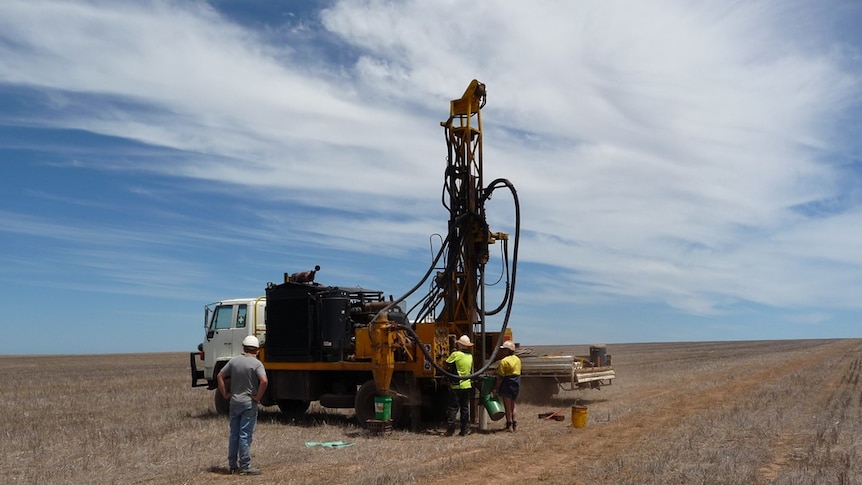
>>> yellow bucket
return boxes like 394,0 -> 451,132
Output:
571,405 -> 588,428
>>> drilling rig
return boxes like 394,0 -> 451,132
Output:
356,78 -> 522,425
190,80 -> 614,428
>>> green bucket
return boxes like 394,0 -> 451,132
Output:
480,375 -> 505,420
481,375 -> 496,399
484,397 -> 505,421
374,396 -> 392,421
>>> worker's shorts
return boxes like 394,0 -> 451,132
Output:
498,375 -> 520,399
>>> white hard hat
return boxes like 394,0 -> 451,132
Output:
242,335 -> 260,348
500,340 -> 516,351
456,335 -> 474,347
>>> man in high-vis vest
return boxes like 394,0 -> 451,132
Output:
445,335 -> 474,436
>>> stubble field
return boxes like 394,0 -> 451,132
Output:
2,338 -> 861,484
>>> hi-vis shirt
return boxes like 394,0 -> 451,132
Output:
446,350 -> 474,389
497,354 -> 521,377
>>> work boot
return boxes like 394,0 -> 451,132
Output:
445,426 -> 456,437
511,421 -> 517,432
459,426 -> 470,436
505,421 -> 512,432
240,468 -> 261,476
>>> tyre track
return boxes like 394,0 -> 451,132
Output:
426,339 -> 861,485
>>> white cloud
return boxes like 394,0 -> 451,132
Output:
0,0 -> 860,352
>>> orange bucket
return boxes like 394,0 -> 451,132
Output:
571,405 -> 588,428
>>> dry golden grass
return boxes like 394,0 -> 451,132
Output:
2,339 -> 860,484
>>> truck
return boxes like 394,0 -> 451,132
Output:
190,296 -> 266,415
190,80 -> 614,428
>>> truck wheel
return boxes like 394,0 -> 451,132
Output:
354,381 -> 376,424
214,391 -> 230,415
355,380 -> 404,425
277,399 -> 310,419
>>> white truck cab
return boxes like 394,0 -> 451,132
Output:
190,297 -> 266,391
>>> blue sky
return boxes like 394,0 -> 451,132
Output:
1,1 -> 861,354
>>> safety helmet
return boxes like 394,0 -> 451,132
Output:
500,340 -> 516,352
455,335 -> 474,348
242,335 -> 260,348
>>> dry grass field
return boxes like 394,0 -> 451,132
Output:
2,339 -> 861,484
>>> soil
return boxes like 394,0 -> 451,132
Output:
425,339 -> 862,484
7,339 -> 858,484
192,339 -> 861,484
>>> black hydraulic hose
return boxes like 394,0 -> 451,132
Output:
440,167 -> 452,212
483,241 -> 511,316
474,178 -> 521,367
379,177 -> 521,381
486,241 -> 508,286
483,283 -> 509,316
404,294 -> 429,321
371,113 -> 521,380
380,233 -> 450,315
440,127 -> 455,213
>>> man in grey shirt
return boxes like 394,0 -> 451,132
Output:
217,335 -> 268,475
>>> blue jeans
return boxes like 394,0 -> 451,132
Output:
228,399 -> 258,470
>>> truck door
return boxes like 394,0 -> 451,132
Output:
208,303 -> 249,366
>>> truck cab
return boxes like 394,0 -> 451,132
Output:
190,297 -> 266,389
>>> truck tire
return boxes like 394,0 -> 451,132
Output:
354,380 -> 377,424
213,364 -> 230,415
277,399 -> 310,419
214,391 -> 230,415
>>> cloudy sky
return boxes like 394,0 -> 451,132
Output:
1,0 -> 860,354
